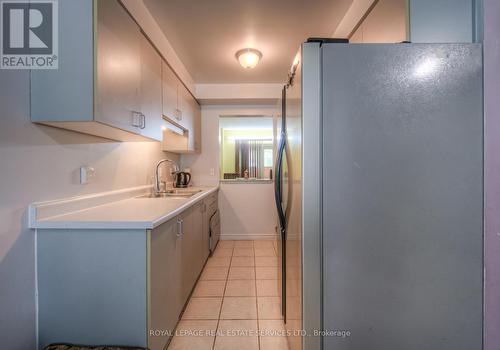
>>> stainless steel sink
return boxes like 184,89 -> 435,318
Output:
137,189 -> 202,199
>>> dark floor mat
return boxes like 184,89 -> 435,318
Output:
43,344 -> 146,350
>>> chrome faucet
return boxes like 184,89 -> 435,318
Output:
155,158 -> 179,194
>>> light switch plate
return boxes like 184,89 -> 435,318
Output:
80,166 -> 95,185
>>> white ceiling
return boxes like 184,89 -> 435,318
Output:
144,0 -> 353,84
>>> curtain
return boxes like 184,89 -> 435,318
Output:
235,140 -> 241,175
248,140 -> 264,178
235,140 -> 266,179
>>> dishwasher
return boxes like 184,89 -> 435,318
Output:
209,209 -> 220,254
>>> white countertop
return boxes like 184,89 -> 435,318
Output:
29,186 -> 218,230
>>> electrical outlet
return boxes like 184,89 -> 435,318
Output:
80,166 -> 95,185
209,168 -> 215,176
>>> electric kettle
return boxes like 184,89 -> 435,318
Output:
174,172 -> 191,188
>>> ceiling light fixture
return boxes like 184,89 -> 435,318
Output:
235,48 -> 262,69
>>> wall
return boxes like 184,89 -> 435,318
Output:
181,105 -> 278,240
349,0 -> 407,43
220,129 -> 273,176
409,0 -> 475,43
484,1 -> 500,349
221,129 -> 235,174
195,84 -> 282,105
0,70 -> 179,350
333,0 -> 378,38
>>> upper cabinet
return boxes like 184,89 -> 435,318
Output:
186,90 -> 202,153
162,62 -> 201,153
95,0 -> 144,137
162,61 -> 180,124
30,0 -> 198,146
31,0 -> 164,141
139,35 -> 163,141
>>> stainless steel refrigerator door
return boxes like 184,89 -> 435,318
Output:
285,53 -> 303,350
301,42 -> 323,350
275,87 -> 287,320
321,44 -> 483,350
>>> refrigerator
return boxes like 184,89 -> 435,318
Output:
275,40 -> 483,350
275,56 -> 303,350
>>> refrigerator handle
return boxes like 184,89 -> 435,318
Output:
274,134 -> 286,231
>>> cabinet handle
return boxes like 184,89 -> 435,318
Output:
177,218 -> 183,237
174,108 -> 182,121
140,113 -> 146,129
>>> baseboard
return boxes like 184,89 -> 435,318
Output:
220,233 -> 278,241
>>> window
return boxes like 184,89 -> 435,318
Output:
219,116 -> 274,181
264,148 -> 273,168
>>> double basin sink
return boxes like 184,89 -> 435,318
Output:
138,188 -> 202,199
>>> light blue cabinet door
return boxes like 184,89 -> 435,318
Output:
96,0 -> 142,134
149,218 -> 183,350
162,61 -> 180,123
139,34 -> 163,141
31,0 -> 94,122
37,229 -> 148,349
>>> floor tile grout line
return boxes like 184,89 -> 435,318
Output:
171,241 -> 283,349
253,240 -> 262,350
212,241 -> 233,350
185,242 -> 232,348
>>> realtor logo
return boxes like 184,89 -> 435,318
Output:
1,0 -> 58,69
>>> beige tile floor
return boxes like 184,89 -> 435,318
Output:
168,240 -> 290,350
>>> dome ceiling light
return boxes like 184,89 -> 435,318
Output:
235,48 -> 262,69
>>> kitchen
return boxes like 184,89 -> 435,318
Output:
0,1 -> 499,350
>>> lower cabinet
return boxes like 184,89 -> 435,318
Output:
202,201 -> 211,259
149,216 -> 182,350
179,204 -> 198,302
36,194 -> 217,350
190,202 -> 206,279
149,201 -> 210,349
206,193 -> 220,252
